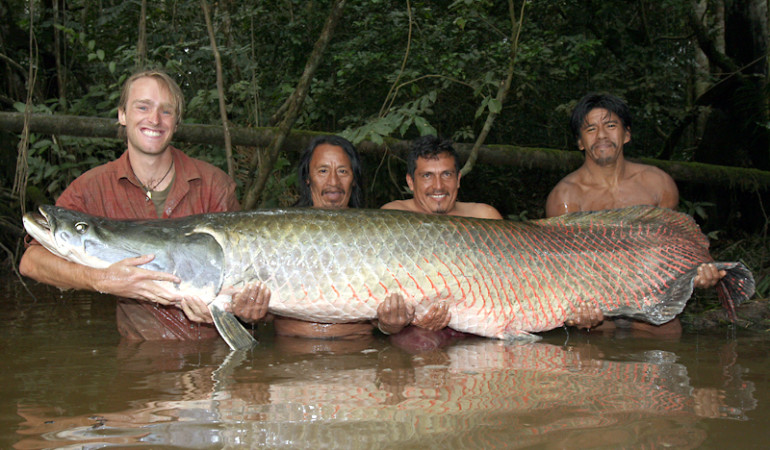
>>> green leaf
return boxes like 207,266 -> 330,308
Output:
488,98 -> 502,114
414,116 -> 437,136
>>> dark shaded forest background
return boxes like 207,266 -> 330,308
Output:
1,0 -> 769,295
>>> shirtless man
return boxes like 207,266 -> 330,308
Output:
546,93 -> 725,335
377,135 -> 503,334
271,135 -> 449,339
380,135 -> 600,337
382,135 -> 503,219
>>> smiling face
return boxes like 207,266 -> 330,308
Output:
577,107 -> 631,167
118,76 -> 178,157
406,153 -> 461,215
307,143 -> 354,209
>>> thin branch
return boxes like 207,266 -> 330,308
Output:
136,0 -> 147,69
0,52 -> 27,78
13,1 -> 38,213
201,0 -> 235,177
387,74 -> 476,97
460,0 -> 525,176
379,0 -> 413,117
250,14 -> 261,127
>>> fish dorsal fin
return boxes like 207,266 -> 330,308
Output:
540,206 -> 710,249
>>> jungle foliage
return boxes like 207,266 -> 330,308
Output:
1,0 -> 769,293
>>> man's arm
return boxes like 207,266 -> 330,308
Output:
642,168 -> 724,288
20,244 -> 185,305
649,167 -> 679,209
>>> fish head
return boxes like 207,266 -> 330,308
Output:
23,206 -> 227,299
23,205 -> 134,268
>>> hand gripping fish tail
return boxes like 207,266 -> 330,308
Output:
22,205 -> 756,347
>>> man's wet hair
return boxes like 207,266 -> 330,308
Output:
295,135 -> 365,208
407,135 -> 460,178
570,93 -> 632,139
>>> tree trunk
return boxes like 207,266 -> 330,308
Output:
2,112 -> 770,193
691,0 -> 769,170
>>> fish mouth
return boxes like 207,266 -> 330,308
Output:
22,207 -> 68,260
22,208 -> 53,240
30,208 -> 52,231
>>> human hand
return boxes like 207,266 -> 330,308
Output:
565,303 -> 604,329
412,302 -> 451,331
180,296 -> 214,323
693,387 -> 726,418
693,263 -> 726,289
224,282 -> 271,323
95,254 -> 183,305
376,293 -> 415,335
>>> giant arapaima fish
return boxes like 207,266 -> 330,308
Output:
23,205 -> 755,350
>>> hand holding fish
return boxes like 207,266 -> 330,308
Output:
180,296 -> 213,323
179,283 -> 272,324
225,282 -> 272,323
412,302 -> 452,331
565,303 -> 604,330
376,293 -> 414,334
693,263 -> 726,289
97,254 -> 184,306
377,294 -> 452,334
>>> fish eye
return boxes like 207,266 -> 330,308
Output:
74,222 -> 89,234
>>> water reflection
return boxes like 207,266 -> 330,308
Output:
13,327 -> 756,449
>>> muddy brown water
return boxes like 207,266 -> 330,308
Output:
1,277 -> 769,449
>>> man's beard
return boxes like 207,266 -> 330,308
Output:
594,155 -> 617,166
590,141 -> 618,167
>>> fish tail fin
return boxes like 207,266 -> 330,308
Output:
210,295 -> 257,351
641,267 -> 696,325
714,262 -> 756,321
644,262 -> 756,325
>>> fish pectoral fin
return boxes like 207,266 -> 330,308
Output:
209,295 -> 257,351
502,328 -> 542,342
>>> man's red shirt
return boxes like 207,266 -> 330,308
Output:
53,146 -> 241,341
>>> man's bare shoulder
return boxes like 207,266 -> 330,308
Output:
545,171 -> 585,217
627,161 -> 675,182
626,162 -> 679,208
381,199 -> 416,212
453,202 -> 503,220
